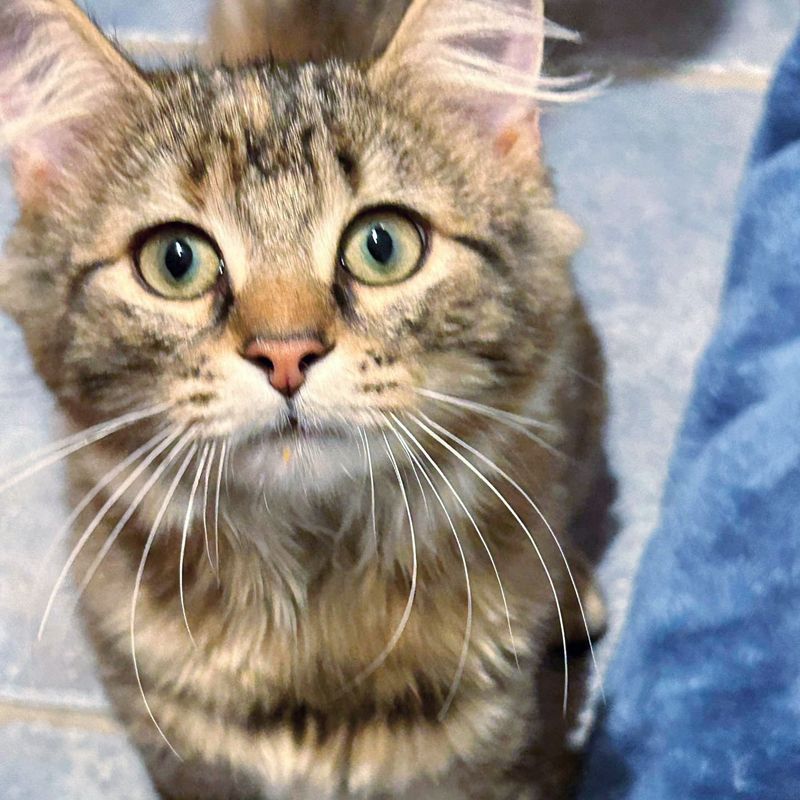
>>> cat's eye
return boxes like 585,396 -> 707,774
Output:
339,208 -> 427,286
135,225 -> 223,299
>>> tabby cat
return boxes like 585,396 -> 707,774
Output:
0,0 -> 606,797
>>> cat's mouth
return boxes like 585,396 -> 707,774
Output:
280,405 -> 301,433
254,403 -> 352,443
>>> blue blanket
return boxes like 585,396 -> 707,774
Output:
578,31 -> 800,800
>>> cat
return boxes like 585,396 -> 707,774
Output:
0,0 -> 607,798
208,0 -> 413,64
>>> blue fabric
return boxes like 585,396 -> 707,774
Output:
578,31 -> 800,800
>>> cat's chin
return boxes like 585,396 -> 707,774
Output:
230,425 -> 370,497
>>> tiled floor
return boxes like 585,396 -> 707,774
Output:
1,1 -> 798,797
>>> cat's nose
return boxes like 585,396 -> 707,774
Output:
244,337 -> 329,397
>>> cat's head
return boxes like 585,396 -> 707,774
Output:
0,0 -> 581,497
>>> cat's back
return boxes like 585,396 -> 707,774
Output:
209,0 -> 412,64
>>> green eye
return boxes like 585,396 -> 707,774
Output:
340,209 -> 427,286
136,225 -> 223,299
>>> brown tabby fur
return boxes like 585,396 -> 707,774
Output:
208,0 -> 413,63
0,1 -> 607,797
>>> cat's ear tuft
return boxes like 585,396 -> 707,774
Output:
371,0 -> 579,154
0,0 -> 150,210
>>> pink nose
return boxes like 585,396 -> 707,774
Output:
244,337 -> 328,397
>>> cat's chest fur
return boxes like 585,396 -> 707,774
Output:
75,491 -> 553,799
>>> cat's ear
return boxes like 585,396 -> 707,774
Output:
371,0 -> 573,155
0,0 -> 150,210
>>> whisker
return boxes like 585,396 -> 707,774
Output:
38,425 -> 185,640
131,440 -> 198,762
214,439 -> 227,577
388,419 -> 472,720
359,428 -> 378,545
473,412 -> 565,460
410,412 -> 570,715
72,427 -> 197,604
421,413 -> 603,699
389,412 -> 519,669
529,344 -> 604,389
223,437 -> 233,496
416,389 -> 564,459
353,427 -> 371,499
416,388 -> 556,431
1,402 -> 170,474
345,431 -> 418,691
355,426 -> 368,471
38,425 -> 173,582
180,444 -> 210,647
399,428 -> 430,522
201,441 -> 217,572
0,402 -> 170,494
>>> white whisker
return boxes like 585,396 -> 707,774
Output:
416,390 -> 564,461
38,425 -> 184,640
399,428 -> 430,522
131,440 -> 198,761
388,419 -> 472,720
214,439 -> 227,578
410,413 -> 570,715
179,444 -> 209,647
355,425 -> 368,473
345,431 -> 418,690
416,388 -> 556,431
201,441 -> 216,572
223,437 -> 233,496
0,403 -> 170,494
421,413 -> 603,698
390,412 -> 519,669
38,426 -> 172,583
359,428 -> 378,545
530,343 -> 604,389
72,427 -> 197,604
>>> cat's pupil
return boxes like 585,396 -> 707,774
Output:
367,225 -> 394,265
164,239 -> 194,280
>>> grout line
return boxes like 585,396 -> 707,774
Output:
609,61 -> 771,92
0,697 -> 118,733
120,33 -> 203,61
670,63 -> 771,92
116,33 -> 772,92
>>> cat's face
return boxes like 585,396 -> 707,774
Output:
1,0 -> 579,496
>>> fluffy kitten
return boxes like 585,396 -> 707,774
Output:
0,1 -> 606,798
